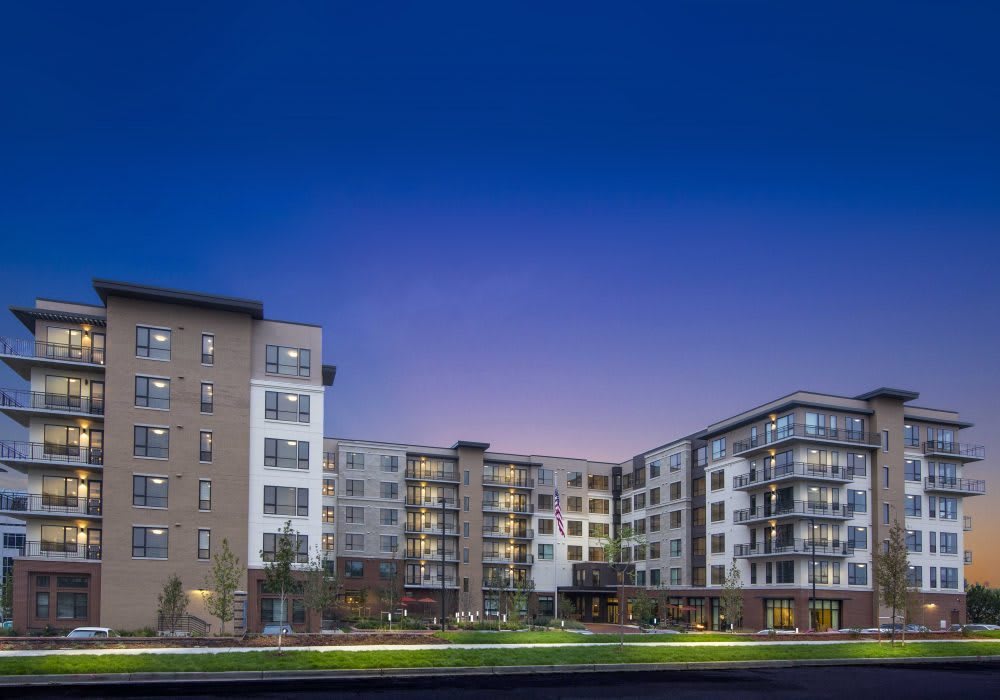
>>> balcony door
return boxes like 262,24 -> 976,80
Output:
90,381 -> 105,414
87,528 -> 102,559
87,480 -> 102,515
90,332 -> 106,364
88,429 -> 104,465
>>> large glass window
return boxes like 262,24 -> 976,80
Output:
765,599 -> 795,629
262,533 -> 308,563
712,438 -> 726,460
940,567 -> 959,589
133,475 -> 168,507
134,376 -> 170,409
904,494 -> 921,517
848,526 -> 868,549
940,532 -> 958,554
136,326 -> 171,360
264,438 -> 309,470
848,562 -> 868,585
44,375 -> 82,409
263,486 -> 309,516
132,526 -> 169,558
848,489 -> 867,513
46,327 -> 83,359
265,391 -> 310,422
904,424 -> 920,447
56,592 -> 88,619
43,424 -> 81,457
134,426 -> 169,458
265,345 -> 311,377
904,459 -> 922,481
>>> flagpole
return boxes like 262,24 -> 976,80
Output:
553,473 -> 559,621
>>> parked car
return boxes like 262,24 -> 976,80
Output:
961,624 -> 1000,632
755,628 -> 797,635
67,627 -> 119,638
880,623 -> 905,633
260,624 -> 293,636
905,624 -> 930,633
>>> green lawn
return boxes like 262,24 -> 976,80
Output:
437,630 -> 742,644
1,642 -> 998,676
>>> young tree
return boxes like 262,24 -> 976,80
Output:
157,573 -> 189,636
631,589 -> 655,628
375,551 -> 402,624
203,537 -> 242,636
0,575 -> 13,620
601,524 -> 646,646
557,593 -> 576,621
873,519 -> 910,643
261,520 -> 300,651
510,573 -> 535,625
483,568 -> 507,629
719,559 -> 744,632
302,547 -> 339,632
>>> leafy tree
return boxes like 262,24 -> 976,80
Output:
157,573 -> 189,636
375,552 -> 401,622
302,548 -> 340,631
719,559 -> 744,632
203,537 -> 242,636
510,573 -> 535,624
557,593 -> 576,620
261,520 -> 300,651
483,568 -> 508,629
873,519 -> 909,642
601,524 -> 646,646
966,583 -> 1000,625
630,588 -> 655,627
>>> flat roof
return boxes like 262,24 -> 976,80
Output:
92,279 -> 265,319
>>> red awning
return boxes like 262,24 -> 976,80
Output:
417,597 -> 437,604
401,596 -> 418,604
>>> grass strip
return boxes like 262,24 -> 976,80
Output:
1,642 -> 998,676
438,631 -> 742,644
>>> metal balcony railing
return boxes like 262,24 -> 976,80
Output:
405,496 -> 459,507
482,553 -> 534,564
733,424 -> 882,454
405,467 -> 460,482
732,462 -> 855,489
405,548 -> 459,560
734,538 -> 855,557
922,441 -> 986,460
733,501 -> 854,523
483,474 -> 535,488
0,337 -> 105,365
0,389 -> 104,416
404,524 -> 459,535
482,578 -> 535,590
0,492 -> 103,516
924,477 -> 986,494
0,440 -> 104,466
482,526 -> 534,539
23,540 -> 102,560
482,502 -> 534,514
405,575 -> 457,587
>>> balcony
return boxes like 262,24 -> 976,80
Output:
483,502 -> 534,514
483,526 -> 534,539
482,578 -> 535,591
0,337 -> 105,379
405,575 -> 458,589
964,515 -> 973,531
923,477 -> 985,496
0,492 -> 103,518
405,496 -> 459,509
405,548 -> 459,562
404,524 -> 458,536
922,441 -> 985,463
733,424 -> 882,456
483,474 -> 535,489
733,501 -> 854,525
483,553 -> 534,565
0,440 -> 104,471
732,462 -> 855,490
405,466 -> 460,483
734,539 -> 855,558
0,389 -> 104,426
20,540 -> 102,561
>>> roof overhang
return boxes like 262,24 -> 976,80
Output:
92,279 -> 264,319
10,306 -> 108,333
854,387 -> 920,402
322,364 -> 337,386
451,441 -> 491,451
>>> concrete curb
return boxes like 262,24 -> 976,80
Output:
3,654 -> 1000,687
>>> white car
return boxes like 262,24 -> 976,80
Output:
67,627 -> 119,638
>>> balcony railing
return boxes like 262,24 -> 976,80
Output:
0,440 -> 104,466
733,501 -> 854,524
482,526 -> 534,539
405,496 -> 459,508
405,549 -> 459,561
734,538 -> 855,557
924,477 -> 986,495
483,502 -> 534,514
483,553 -> 534,565
0,389 -> 105,417
0,492 -> 103,516
404,524 -> 458,535
405,467 -> 460,482
732,462 -> 854,489
733,424 -> 882,454
0,337 -> 106,366
22,540 -> 102,560
405,575 -> 458,587
922,441 -> 986,460
482,578 -> 535,590
483,474 -> 535,488
964,515 -> 973,531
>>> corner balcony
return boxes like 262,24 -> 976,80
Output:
405,575 -> 458,589
0,492 -> 103,519
734,539 -> 855,558
923,477 -> 985,496
483,474 -> 535,489
732,462 -> 855,490
0,338 -> 105,379
20,541 -> 102,561
0,441 -> 104,471
404,466 -> 460,483
922,441 -> 985,463
733,501 -> 854,525
482,526 -> 534,540
483,502 -> 534,515
483,553 -> 534,565
0,389 -> 104,426
733,424 -> 882,457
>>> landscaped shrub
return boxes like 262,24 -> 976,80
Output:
119,627 -> 157,637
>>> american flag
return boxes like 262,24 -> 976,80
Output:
554,485 -> 565,537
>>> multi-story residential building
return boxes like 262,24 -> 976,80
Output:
0,282 -> 986,633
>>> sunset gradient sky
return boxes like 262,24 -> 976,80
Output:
0,2 -> 998,581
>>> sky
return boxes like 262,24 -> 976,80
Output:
0,2 -> 998,580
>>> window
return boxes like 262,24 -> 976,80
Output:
692,567 -> 706,586
200,431 -> 213,462
134,426 -> 169,458
905,495 -> 921,517
669,482 -> 682,500
710,470 -> 725,491
538,544 -> 554,560
380,455 -> 399,472
567,471 -> 583,488
847,452 -> 867,476
848,526 -> 868,549
323,479 -> 335,497
136,326 -> 171,360
345,560 -> 364,578
711,565 -> 725,585
380,508 -> 398,526
35,592 -> 50,618
906,565 -> 922,587
848,563 -> 865,585
538,519 -> 553,535
588,547 -> 605,562
711,533 -> 726,554
649,487 -> 661,506
198,529 -> 211,559
463,470 -> 470,485
940,532 -> 958,554
380,535 -> 398,552
463,496 -> 470,512
263,486 -> 309,516
649,542 -> 660,559
133,475 -> 168,508
56,592 -> 89,619
670,539 -> 682,557
379,562 -> 397,579
134,376 -> 170,409
589,498 -> 609,514
201,333 -> 215,365
938,497 -> 958,520
848,489 -> 867,513
649,515 -> 661,532
883,503 -> 891,524
345,506 -> 364,524
906,530 -> 922,553
904,424 -> 919,447
941,567 -> 959,589
882,430 -> 890,453
266,345 -> 311,377
380,482 -> 399,500
621,498 -> 631,515
670,568 -> 682,585
132,526 -> 169,558
710,501 -> 725,522
588,474 -> 609,490
537,494 -> 553,511
346,452 -> 364,470
264,438 -> 309,470
775,561 -> 795,584
265,391 -> 310,422
345,534 -> 364,551
929,531 -> 937,553
589,522 -> 609,538
649,460 -> 661,479
567,520 -> 583,537
200,382 -> 214,413
669,510 -> 682,529
198,480 -> 212,510
905,459 -> 921,482
712,438 -> 726,460
633,492 -> 646,509
567,496 -> 583,512
930,567 -> 937,588
537,468 -> 553,486
463,521 -> 470,537
567,545 -> 583,561
670,453 -> 683,471
692,477 -> 705,497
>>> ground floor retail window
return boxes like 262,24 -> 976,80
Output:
809,600 -> 841,631
261,598 -> 305,624
765,598 -> 795,629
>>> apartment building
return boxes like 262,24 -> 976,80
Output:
0,281 -> 334,632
